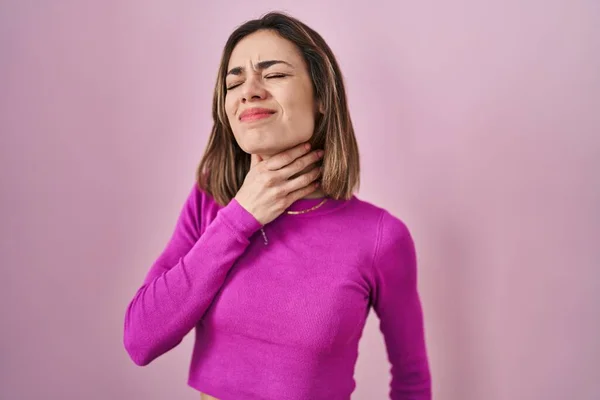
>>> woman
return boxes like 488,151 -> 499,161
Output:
124,11 -> 431,400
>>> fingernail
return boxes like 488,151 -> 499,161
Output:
317,150 -> 324,158
305,143 -> 311,151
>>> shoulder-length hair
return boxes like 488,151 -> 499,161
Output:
196,11 -> 360,205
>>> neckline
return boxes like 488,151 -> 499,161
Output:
284,195 -> 354,217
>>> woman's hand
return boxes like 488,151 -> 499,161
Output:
234,142 -> 324,225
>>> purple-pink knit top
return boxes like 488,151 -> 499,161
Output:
124,184 -> 431,399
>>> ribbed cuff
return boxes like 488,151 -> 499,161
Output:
217,198 -> 262,241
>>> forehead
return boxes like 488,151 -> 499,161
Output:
227,30 -> 303,69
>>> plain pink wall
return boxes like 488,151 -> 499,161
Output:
1,1 -> 599,399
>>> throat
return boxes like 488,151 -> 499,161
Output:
302,189 -> 326,199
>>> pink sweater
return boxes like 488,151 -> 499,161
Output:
124,184 -> 431,399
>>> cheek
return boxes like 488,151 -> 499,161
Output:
282,95 -> 316,132
224,97 -> 245,142
279,85 -> 310,112
224,99 -> 235,122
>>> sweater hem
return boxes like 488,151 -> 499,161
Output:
188,377 -> 247,400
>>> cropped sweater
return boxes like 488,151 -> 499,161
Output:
124,184 -> 431,399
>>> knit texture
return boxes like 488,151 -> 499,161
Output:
124,184 -> 431,399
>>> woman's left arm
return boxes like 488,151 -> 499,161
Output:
370,210 -> 432,400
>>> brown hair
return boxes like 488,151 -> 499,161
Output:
196,11 -> 360,205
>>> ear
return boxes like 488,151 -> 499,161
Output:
317,99 -> 325,114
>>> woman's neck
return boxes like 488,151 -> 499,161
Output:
302,189 -> 326,199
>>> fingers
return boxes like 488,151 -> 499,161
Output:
286,178 -> 320,204
277,149 -> 323,180
264,142 -> 311,171
282,165 -> 322,194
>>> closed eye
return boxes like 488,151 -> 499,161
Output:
226,82 -> 242,91
265,73 -> 286,79
225,74 -> 287,90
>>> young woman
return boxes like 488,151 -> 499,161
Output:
124,11 -> 431,400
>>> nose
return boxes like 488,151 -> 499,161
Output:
240,75 -> 267,103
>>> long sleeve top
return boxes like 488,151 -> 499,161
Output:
124,183 -> 431,399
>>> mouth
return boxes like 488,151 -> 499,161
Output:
239,108 -> 276,122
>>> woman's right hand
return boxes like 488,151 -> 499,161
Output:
234,142 -> 324,225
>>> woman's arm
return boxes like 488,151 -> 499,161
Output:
123,184 -> 261,366
371,210 -> 432,399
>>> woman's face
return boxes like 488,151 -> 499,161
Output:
225,29 -> 319,157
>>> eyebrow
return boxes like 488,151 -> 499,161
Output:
226,60 -> 294,77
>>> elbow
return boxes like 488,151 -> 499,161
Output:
131,355 -> 152,367
130,352 -> 152,367
123,318 -> 156,367
123,321 -> 183,366
123,294 -> 157,366
123,332 -> 154,366
122,294 -> 187,366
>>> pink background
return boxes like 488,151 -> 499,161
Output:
1,1 -> 599,399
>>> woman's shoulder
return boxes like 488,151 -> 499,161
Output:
339,196 -> 416,282
347,195 -> 414,244
348,195 -> 409,223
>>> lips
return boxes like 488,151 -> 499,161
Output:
239,107 -> 276,122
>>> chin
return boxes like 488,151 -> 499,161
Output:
236,137 -> 287,156
238,142 -> 278,156
234,129 -> 309,156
